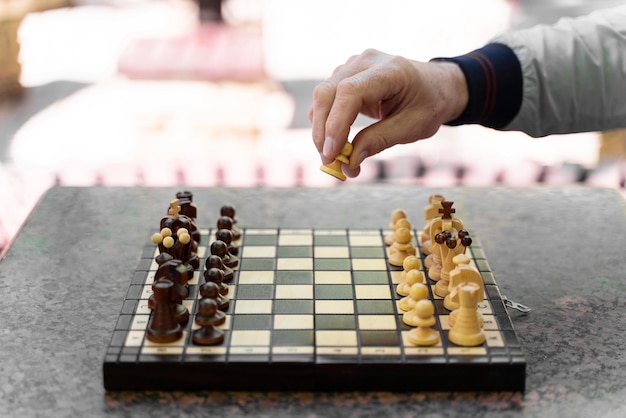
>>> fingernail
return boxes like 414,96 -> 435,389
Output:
323,136 -> 334,158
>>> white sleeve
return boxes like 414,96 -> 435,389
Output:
492,6 -> 626,137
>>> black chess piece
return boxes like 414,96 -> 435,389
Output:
205,254 -> 234,282
146,280 -> 183,343
203,267 -> 229,297
211,239 -> 237,269
192,298 -> 225,345
216,227 -> 239,259
200,280 -> 229,312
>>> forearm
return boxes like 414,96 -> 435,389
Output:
443,5 -> 626,137
499,5 -> 626,137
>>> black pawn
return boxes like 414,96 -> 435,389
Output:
192,299 -> 225,345
199,281 -> 229,315
216,227 -> 239,259
219,208 -> 242,241
205,254 -> 234,282
204,267 -> 229,297
146,280 -> 183,343
211,239 -> 236,269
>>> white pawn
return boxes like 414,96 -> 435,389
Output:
396,256 -> 423,297
407,300 -> 440,346
448,285 -> 486,347
402,283 -> 430,326
385,209 -> 407,246
391,218 -> 416,257
398,270 -> 424,311
388,227 -> 415,267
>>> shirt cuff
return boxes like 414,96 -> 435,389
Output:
432,43 -> 523,129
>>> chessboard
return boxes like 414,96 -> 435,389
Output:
102,193 -> 526,391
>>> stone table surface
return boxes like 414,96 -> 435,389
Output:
1,185 -> 625,418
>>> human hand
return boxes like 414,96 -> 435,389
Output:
309,49 -> 468,178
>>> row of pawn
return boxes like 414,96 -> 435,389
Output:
146,192 -> 241,346
386,197 -> 486,347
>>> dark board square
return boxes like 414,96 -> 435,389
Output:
275,299 -> 314,314
243,235 -> 278,245
501,330 -> 522,347
141,245 -> 156,258
474,259 -> 491,272
276,270 -> 313,284
490,300 -> 507,315
485,285 -> 501,300
495,314 -> 513,330
315,314 -> 356,330
360,331 -> 400,346
109,330 -> 128,347
126,285 -> 143,300
121,300 -> 138,315
314,259 -> 351,271
470,246 -> 486,259
232,314 -> 272,330
352,271 -> 390,285
236,284 -> 274,299
273,330 -> 314,346
314,235 -> 348,246
239,258 -> 276,271
433,299 -> 448,315
132,271 -> 149,284
278,246 -> 313,257
356,300 -> 395,314
315,284 -> 354,299
350,247 -> 385,258
115,315 -> 132,330
481,271 -> 496,285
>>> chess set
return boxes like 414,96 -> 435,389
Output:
102,191 -> 527,391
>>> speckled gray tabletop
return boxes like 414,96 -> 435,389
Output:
1,186 -> 625,418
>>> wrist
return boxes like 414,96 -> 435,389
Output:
431,44 -> 523,128
432,61 -> 469,123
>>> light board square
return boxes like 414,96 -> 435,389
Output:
277,257 -> 313,270
275,284 -> 313,299
354,284 -> 392,299
349,236 -> 384,247
352,258 -> 388,270
241,246 -> 276,258
358,315 -> 397,330
237,271 -> 275,284
315,300 -> 354,314
314,271 -> 352,284
316,330 -> 358,346
234,299 -> 273,314
230,330 -> 271,346
314,246 -> 350,258
273,314 -> 314,329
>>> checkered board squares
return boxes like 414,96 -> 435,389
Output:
103,228 -> 526,391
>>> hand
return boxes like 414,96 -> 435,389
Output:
309,49 -> 468,178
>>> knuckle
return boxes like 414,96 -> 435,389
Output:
335,77 -> 361,96
312,80 -> 336,102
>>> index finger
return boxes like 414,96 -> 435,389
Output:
310,80 -> 337,155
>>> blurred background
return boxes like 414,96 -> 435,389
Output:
1,0 -> 626,252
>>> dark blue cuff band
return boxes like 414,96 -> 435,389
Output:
433,43 -> 523,129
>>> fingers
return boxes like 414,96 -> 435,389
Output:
310,50 -> 391,161
310,79 -> 336,156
